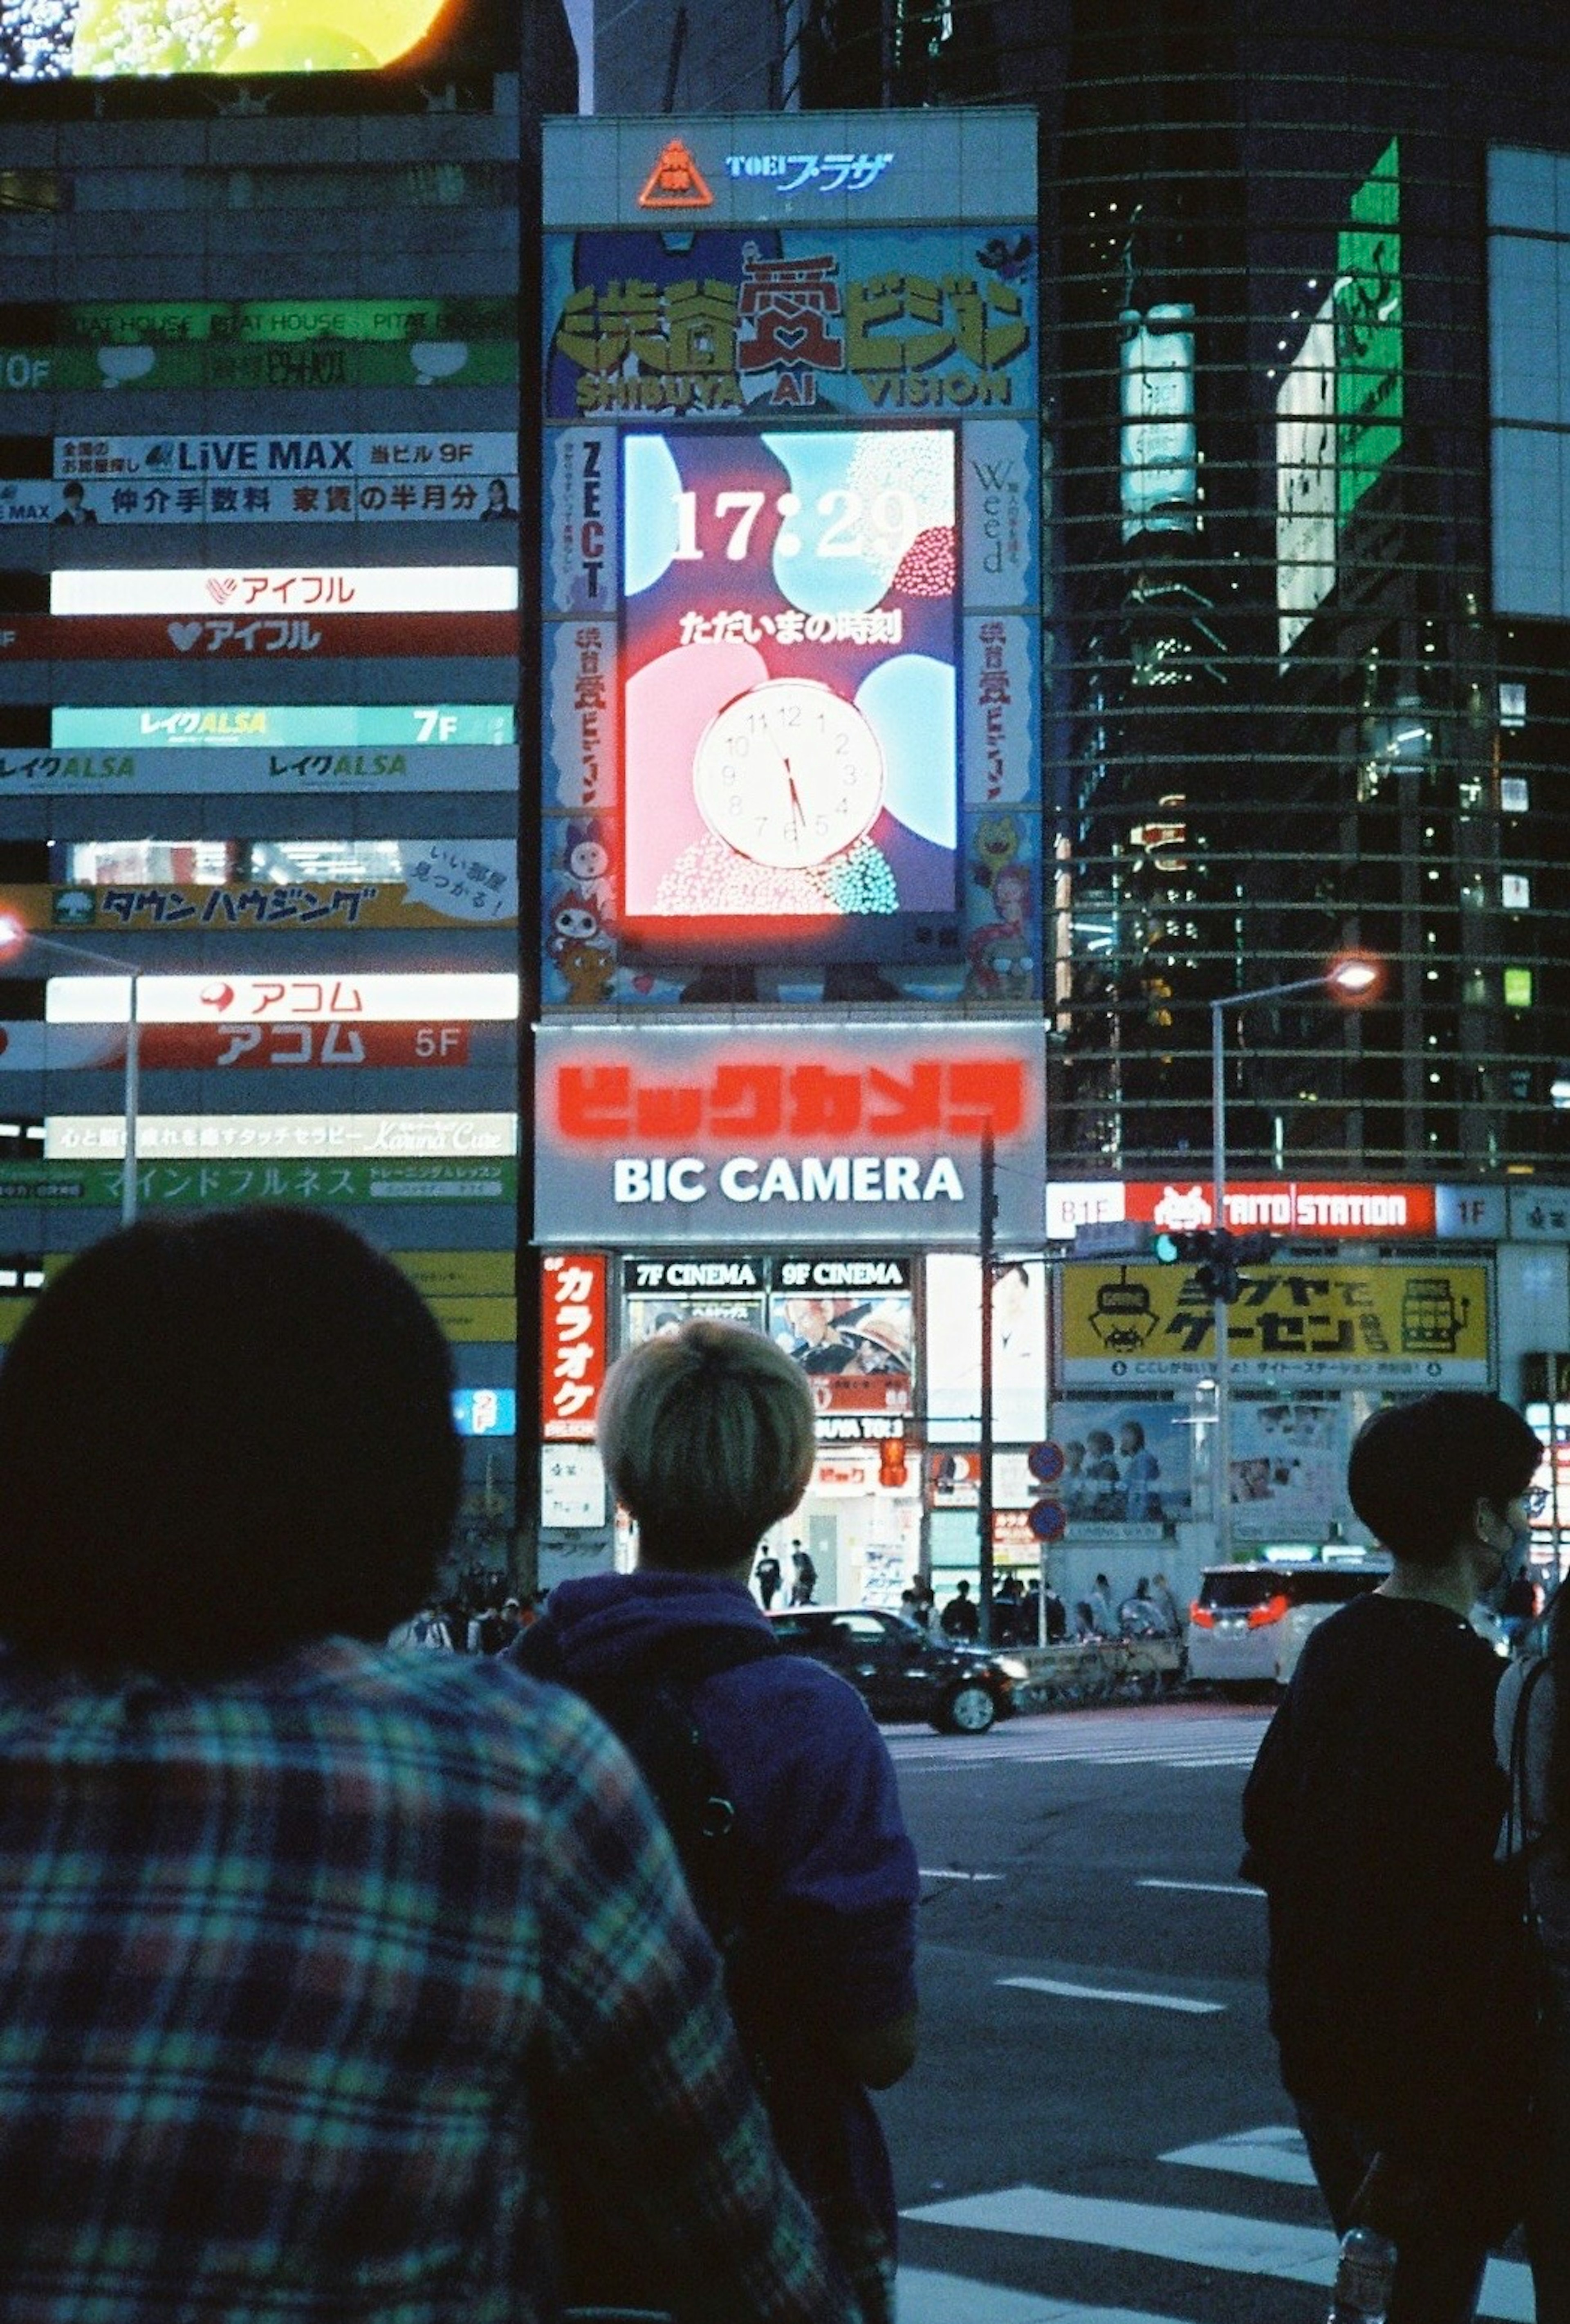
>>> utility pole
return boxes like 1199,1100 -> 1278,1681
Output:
978,1125 -> 996,1645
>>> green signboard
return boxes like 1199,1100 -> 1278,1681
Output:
59,296 -> 514,346
0,342 -> 518,394
0,1158 -> 519,1208
1335,139 -> 1402,523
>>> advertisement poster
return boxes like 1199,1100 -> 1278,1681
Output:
1228,1398 -> 1346,1543
769,1281 -> 913,1416
924,1253 -> 1048,1443
1061,1262 -> 1490,1386
1038,1401 -> 1194,1531
1,432 -> 521,524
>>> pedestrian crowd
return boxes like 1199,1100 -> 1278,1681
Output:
6,1210 -> 1570,2324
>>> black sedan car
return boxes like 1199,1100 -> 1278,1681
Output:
766,1605 -> 1026,1733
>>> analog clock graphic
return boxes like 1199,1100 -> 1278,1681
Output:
692,678 -> 885,871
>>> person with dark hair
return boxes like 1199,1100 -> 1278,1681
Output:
940,1577 -> 980,1640
1242,1390 -> 1543,2324
1496,1529 -> 1570,2321
513,1317 -> 919,2324
0,1211 -> 857,2324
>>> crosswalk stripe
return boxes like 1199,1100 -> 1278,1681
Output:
900,2185 -> 1534,2321
999,1976 -> 1225,2016
1138,1879 -> 1265,1900
903,2184 -> 1337,2281
898,2272 -> 1183,2324
1160,2125 -> 1317,2186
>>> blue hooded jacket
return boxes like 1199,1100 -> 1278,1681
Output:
512,1568 -> 918,2238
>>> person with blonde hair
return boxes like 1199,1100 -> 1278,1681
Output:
514,1317 -> 919,2324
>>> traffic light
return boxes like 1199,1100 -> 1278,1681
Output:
1153,1227 -> 1275,1304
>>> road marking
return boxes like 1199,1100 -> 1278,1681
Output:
919,1867 -> 1006,1882
904,2183 -> 1338,2283
1161,2124 -> 1317,2186
899,2272 -> 1181,2324
900,2187 -> 1533,2320
998,1976 -> 1225,2015
1137,1878 -> 1265,1899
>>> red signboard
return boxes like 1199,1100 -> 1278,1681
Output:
554,1051 -> 1027,1145
1047,1177 -> 1437,1241
541,1252 -> 608,1441
140,1023 -> 473,1069
0,613 -> 519,660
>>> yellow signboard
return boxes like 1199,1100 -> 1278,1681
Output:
0,881 -> 515,935
1062,1262 -> 1489,1387
395,1251 -> 515,1300
428,1297 -> 518,1345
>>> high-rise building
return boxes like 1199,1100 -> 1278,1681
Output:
0,0 -> 575,1589
572,0 -> 1570,1592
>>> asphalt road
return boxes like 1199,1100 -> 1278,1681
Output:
875,1698 -> 1535,2324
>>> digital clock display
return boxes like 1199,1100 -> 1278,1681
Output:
620,424 -> 959,954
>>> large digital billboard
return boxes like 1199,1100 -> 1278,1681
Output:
541,108 -> 1041,1007
620,423 -> 957,955
2,0 -> 500,78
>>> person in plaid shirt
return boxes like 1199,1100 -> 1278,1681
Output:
0,1208 -> 857,2324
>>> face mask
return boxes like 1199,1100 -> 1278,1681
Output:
1480,1515 -> 1530,1613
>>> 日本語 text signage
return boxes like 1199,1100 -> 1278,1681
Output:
44,1114 -> 520,1162
1061,1262 -> 1489,1386
0,855 -> 516,934
49,704 -> 516,749
534,1020 -> 1043,1243
541,107 -> 1042,1002
47,973 -> 520,1024
0,747 -> 516,796
541,1252 -> 609,1440
0,1158 -> 517,1209
2,432 -> 519,525
1046,1177 -> 1439,1242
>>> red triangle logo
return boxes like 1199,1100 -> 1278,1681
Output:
638,137 -> 714,210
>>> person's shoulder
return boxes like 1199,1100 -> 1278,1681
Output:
312,1638 -> 616,1771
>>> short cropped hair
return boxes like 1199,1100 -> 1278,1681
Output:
1347,1391 -> 1541,1565
0,1208 -> 460,1677
597,1318 -> 816,1569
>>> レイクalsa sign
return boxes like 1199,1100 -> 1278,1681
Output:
534,1020 -> 1043,1245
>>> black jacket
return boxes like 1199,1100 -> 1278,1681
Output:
1241,1593 -> 1518,2173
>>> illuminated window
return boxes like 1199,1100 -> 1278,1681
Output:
1504,967 -> 1534,1008
1502,873 -> 1532,910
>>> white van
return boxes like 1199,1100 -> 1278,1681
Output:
1185,1561 -> 1388,1690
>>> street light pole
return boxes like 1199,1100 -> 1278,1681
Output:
1209,959 -> 1381,1562
0,920 -> 145,1226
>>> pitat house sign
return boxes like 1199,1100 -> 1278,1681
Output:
534,1020 -> 1044,1244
